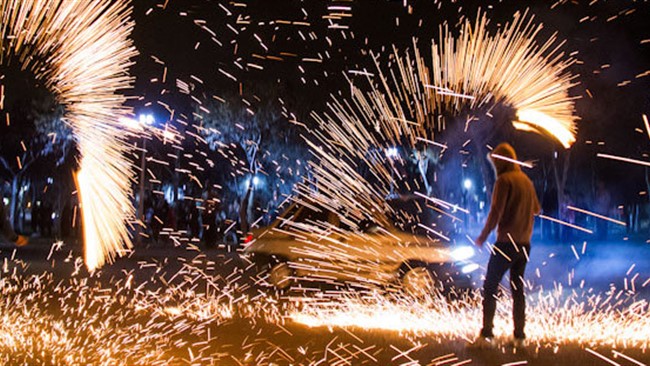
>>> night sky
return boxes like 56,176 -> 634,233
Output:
126,0 -> 649,202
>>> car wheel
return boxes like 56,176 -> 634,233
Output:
401,265 -> 436,298
269,262 -> 293,290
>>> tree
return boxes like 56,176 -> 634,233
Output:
0,67 -> 75,229
194,88 -> 307,231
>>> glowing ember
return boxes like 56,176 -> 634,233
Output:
516,109 -> 576,148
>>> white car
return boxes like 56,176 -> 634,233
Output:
243,201 -> 479,295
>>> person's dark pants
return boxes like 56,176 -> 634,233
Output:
481,241 -> 530,339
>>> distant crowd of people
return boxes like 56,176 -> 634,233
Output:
142,194 -> 240,247
2,191 -> 248,248
30,201 -> 54,237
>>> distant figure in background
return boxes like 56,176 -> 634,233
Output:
1,198 -> 28,246
474,143 -> 540,349
164,201 -> 177,231
151,199 -> 165,243
189,204 -> 201,239
40,202 -> 53,237
31,201 -> 41,235
202,200 -> 218,248
594,181 -> 611,240
176,201 -> 189,233
61,203 -> 73,238
144,204 -> 155,240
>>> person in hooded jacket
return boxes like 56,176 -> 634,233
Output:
474,143 -> 540,348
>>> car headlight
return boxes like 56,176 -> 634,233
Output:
461,263 -> 480,274
450,246 -> 475,261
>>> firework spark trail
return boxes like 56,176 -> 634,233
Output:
365,11 -> 578,148
0,247 -> 648,364
567,206 -> 627,226
0,254 -> 247,365
288,287 -> 650,349
597,153 -> 650,168
0,0 -> 138,270
296,11 -> 579,237
538,214 -> 594,234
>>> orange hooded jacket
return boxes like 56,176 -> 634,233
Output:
478,143 -> 541,244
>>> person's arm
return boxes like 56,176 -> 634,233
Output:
476,177 -> 509,246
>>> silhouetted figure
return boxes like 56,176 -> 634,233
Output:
202,201 -> 218,248
151,199 -> 165,243
474,143 -> 540,348
41,202 -> 53,237
164,201 -> 176,230
177,201 -> 189,233
31,201 -> 41,235
189,205 -> 201,239
61,203 -> 73,238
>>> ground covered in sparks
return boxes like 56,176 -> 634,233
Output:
0,238 -> 648,365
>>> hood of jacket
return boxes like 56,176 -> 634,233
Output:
490,143 -> 521,176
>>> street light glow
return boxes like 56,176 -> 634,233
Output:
119,116 -> 142,130
463,178 -> 472,190
139,113 -> 155,125
162,129 -> 175,141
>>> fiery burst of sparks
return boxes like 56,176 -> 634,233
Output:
0,0 -> 138,270
288,288 -> 650,348
425,11 -> 579,148
281,8 -> 649,357
384,10 -> 579,148
1,252 -> 647,364
296,11 -> 580,231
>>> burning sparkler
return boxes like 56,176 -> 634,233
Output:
296,10 -> 579,235
288,288 -> 650,349
0,0 -> 138,270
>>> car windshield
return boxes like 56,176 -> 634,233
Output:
277,204 -> 331,227
294,206 -> 331,224
278,203 -> 372,233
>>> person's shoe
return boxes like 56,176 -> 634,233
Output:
14,235 -> 28,247
469,336 -> 494,349
510,338 -> 526,348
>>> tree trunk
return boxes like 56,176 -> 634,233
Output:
240,140 -> 259,234
172,149 -> 181,202
553,149 -> 572,221
239,182 -> 253,233
646,167 -> 650,202
10,175 -> 19,229
417,153 -> 431,195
